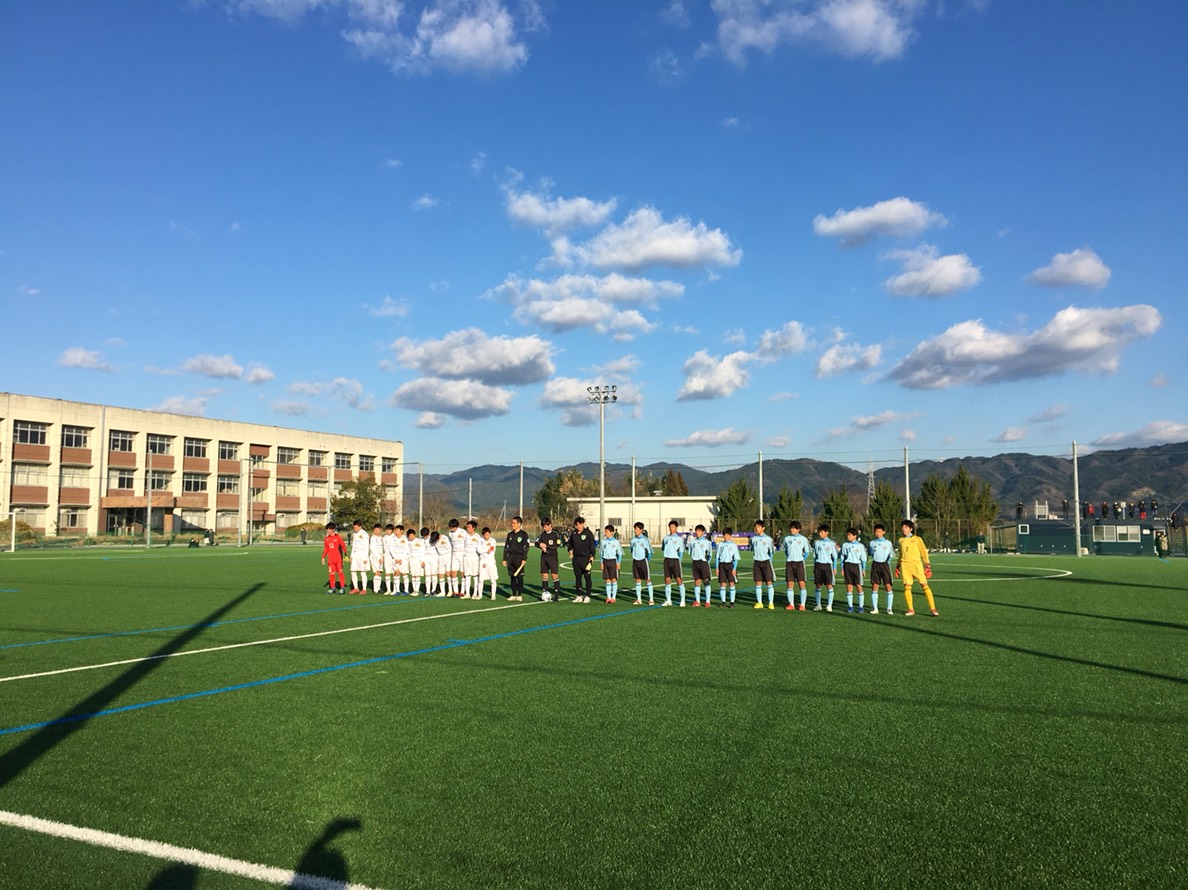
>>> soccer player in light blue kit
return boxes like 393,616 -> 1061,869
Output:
812,524 -> 839,612
750,519 -> 776,609
715,529 -> 740,606
781,520 -> 810,610
687,524 -> 714,606
840,527 -> 868,613
599,525 -> 623,603
661,520 -> 687,607
629,522 -> 655,605
867,523 -> 895,615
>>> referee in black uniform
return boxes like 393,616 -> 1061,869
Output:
566,516 -> 598,604
536,518 -> 565,601
502,516 -> 531,601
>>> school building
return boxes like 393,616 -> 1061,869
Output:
565,495 -> 717,542
1,392 -> 403,539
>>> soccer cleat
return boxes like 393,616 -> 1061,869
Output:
661,601 -> 672,607
870,608 -> 879,615
813,605 -> 823,612
679,602 -> 686,607
826,605 -> 833,613
648,600 -> 655,606
886,609 -> 894,616
847,606 -> 854,613
767,604 -> 775,610
785,604 -> 796,611
905,609 -> 915,616
857,607 -> 865,614
930,609 -> 940,617
634,599 -> 643,605
753,602 -> 765,609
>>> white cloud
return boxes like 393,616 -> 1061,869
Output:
768,391 -> 799,402
665,427 -> 750,448
566,206 -> 742,272
661,0 -> 690,27
364,294 -> 410,317
381,157 -> 403,169
288,377 -> 374,410
183,354 -> 244,379
389,377 -> 513,419
889,304 -> 1162,389
592,355 -> 640,378
1028,247 -> 1111,290
144,365 -> 179,376
1025,403 -> 1068,424
492,273 -> 681,339
1150,373 -> 1168,388
271,399 -> 309,416
813,196 -> 947,248
825,410 -> 920,440
992,427 -> 1027,443
153,394 -> 209,416
815,341 -> 881,377
709,0 -> 922,65
505,188 -> 618,235
58,347 -> 112,372
1092,421 -> 1188,449
416,411 -> 448,429
412,193 -> 439,210
882,244 -> 981,297
470,151 -> 487,174
900,428 -> 916,442
766,434 -> 790,447
17,284 -> 40,296
540,377 -> 644,427
721,116 -> 741,128
106,337 -> 126,348
754,320 -> 808,358
677,349 -> 753,401
649,48 -> 687,85
244,364 -> 275,384
390,327 -> 554,384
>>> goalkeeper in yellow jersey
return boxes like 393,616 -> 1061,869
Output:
895,519 -> 939,617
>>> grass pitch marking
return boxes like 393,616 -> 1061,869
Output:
0,602 -> 545,686
0,809 -> 383,889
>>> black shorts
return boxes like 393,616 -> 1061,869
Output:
663,557 -> 683,581
718,561 -> 735,584
843,563 -> 863,587
871,562 -> 893,587
785,561 -> 806,585
632,559 -> 650,581
540,552 -> 559,574
691,560 -> 711,583
753,560 -> 774,584
813,563 -> 835,587
602,559 -> 619,581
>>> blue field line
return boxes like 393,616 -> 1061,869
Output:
0,596 -> 431,652
0,606 -> 658,737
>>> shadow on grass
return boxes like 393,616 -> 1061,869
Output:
1038,574 -> 1188,594
291,816 -> 363,887
145,863 -> 198,889
0,583 -> 264,790
937,593 -> 1188,631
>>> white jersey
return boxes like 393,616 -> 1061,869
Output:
434,538 -> 451,573
382,532 -> 400,573
351,529 -> 371,570
448,527 -> 468,570
478,535 -> 498,581
407,537 -> 425,576
462,531 -> 483,575
368,534 -> 384,567
391,535 -> 410,571
423,538 -> 440,576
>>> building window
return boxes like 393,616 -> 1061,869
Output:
218,441 -> 239,460
60,467 -> 90,487
217,475 -> 240,494
15,508 -> 46,528
334,452 -> 351,470
146,434 -> 172,455
309,450 -> 326,467
149,471 -> 172,491
275,513 -> 297,530
179,509 -> 208,531
307,511 -> 326,526
608,517 -> 623,529
183,473 -> 208,493
13,464 -> 47,486
216,511 -> 239,530
385,485 -> 399,501
184,438 -> 208,458
15,421 -> 48,445
250,453 -> 265,467
109,430 -> 134,452
59,507 -> 85,528
61,425 -> 89,448
278,447 -> 300,465
277,478 -> 300,497
359,455 -> 375,472
382,457 -> 398,473
308,481 -> 327,498
1117,525 -> 1141,543
107,468 -> 135,490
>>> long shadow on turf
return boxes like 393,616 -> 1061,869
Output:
291,816 -> 363,887
1039,574 -> 1188,594
866,618 -> 1187,686
0,583 -> 264,790
938,593 -> 1188,631
145,863 -> 198,888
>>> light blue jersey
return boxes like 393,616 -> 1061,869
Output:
812,537 -> 838,568
629,534 -> 652,561
715,539 -> 740,567
869,537 -> 895,563
840,540 -> 867,567
688,535 -> 713,562
662,533 -> 685,559
781,533 -> 810,562
751,533 -> 775,561
599,537 -> 622,561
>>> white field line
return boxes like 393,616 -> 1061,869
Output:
0,809 -> 382,889
0,601 -> 542,686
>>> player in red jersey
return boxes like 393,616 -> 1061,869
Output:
321,521 -> 347,595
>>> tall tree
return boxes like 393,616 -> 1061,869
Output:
865,480 -> 905,533
914,473 -> 959,541
330,477 -> 388,531
713,479 -> 758,531
768,486 -> 805,530
662,469 -> 689,496
534,469 -> 598,524
819,485 -> 857,532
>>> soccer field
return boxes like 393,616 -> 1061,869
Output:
0,547 -> 1184,889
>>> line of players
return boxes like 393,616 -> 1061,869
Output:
321,519 -> 501,598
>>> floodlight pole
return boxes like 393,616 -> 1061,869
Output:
7,511 -> 15,553
1072,440 -> 1082,558
418,462 -> 424,531
587,384 -> 617,533
468,478 -> 472,520
630,455 -> 636,534
146,448 -> 152,550
758,451 -> 764,521
904,446 -> 911,520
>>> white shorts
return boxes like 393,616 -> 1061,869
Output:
383,554 -> 398,574
424,556 -> 439,576
450,554 -> 463,572
408,559 -> 424,578
463,555 -> 480,576
351,555 -> 371,572
479,559 -> 498,581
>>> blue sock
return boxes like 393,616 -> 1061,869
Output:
847,590 -> 853,608
665,583 -> 672,604
767,584 -> 775,605
858,590 -> 865,609
729,585 -> 736,602
694,584 -> 702,603
827,587 -> 835,608
799,588 -> 807,607
815,587 -> 822,607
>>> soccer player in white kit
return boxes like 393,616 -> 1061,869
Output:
349,521 -> 371,594
478,526 -> 499,599
433,530 -> 451,597
462,519 -> 483,598
405,527 -> 424,595
390,524 -> 409,594
381,524 -> 400,594
447,519 -> 468,596
368,524 -> 385,594
424,530 -> 442,596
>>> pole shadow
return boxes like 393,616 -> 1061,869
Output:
0,583 -> 264,790
145,863 -> 198,889
290,816 -> 362,888
938,592 -> 1188,631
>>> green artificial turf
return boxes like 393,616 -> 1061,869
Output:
0,547 -> 1184,888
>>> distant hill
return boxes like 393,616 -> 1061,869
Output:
406,442 -> 1188,520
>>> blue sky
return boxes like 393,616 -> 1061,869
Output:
2,0 -> 1185,474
